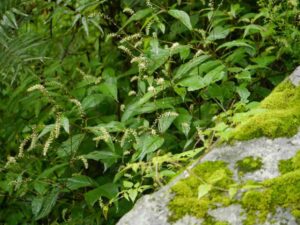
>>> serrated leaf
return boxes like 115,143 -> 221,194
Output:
168,9 -> 192,30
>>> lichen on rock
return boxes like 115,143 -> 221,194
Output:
230,80 -> 300,140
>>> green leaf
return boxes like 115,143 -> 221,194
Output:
198,184 -> 212,199
174,108 -> 192,137
158,112 -> 178,133
179,65 -> 226,91
168,9 -> 193,30
207,26 -> 230,41
61,116 -> 70,134
207,169 -> 226,184
82,94 -> 105,109
81,17 -> 89,37
236,86 -> 250,103
32,197 -> 43,217
99,77 -> 118,101
174,55 -> 210,80
38,124 -> 55,138
229,187 -> 238,199
128,189 -> 138,202
83,151 -> 120,161
84,183 -> 118,206
123,8 -> 153,28
35,188 -> 59,220
65,175 -> 95,190
121,83 -> 170,121
38,163 -> 68,179
217,40 -> 254,51
87,121 -> 125,133
57,134 -> 85,157
135,135 -> 164,160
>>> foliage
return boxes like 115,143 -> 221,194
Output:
0,0 -> 299,224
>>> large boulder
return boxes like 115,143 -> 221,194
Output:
117,67 -> 300,225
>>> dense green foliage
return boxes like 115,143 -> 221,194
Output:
0,0 -> 299,224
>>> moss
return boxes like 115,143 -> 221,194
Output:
242,153 -> 300,225
235,156 -> 263,175
279,151 -> 300,174
168,161 -> 234,222
202,216 -> 230,225
169,152 -> 300,224
278,158 -> 294,174
242,190 -> 273,224
230,80 -> 300,140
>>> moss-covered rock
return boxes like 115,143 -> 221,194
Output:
231,80 -> 300,140
168,151 -> 300,225
168,161 -> 234,222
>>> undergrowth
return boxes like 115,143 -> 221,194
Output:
0,0 -> 299,224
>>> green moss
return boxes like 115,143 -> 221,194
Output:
168,161 -> 234,222
169,152 -> 300,224
230,80 -> 300,140
202,216 -> 230,225
235,156 -> 263,175
242,153 -> 300,225
279,151 -> 300,174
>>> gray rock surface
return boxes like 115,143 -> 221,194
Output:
289,66 -> 300,86
117,133 -> 300,225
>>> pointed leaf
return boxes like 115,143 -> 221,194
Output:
198,184 -> 212,199
168,9 -> 192,30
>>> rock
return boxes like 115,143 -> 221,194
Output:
289,66 -> 300,86
117,67 -> 300,225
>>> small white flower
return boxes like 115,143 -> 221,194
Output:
128,90 -> 137,96
147,86 -> 155,92
120,104 -> 125,111
156,78 -> 164,85
130,76 -> 139,82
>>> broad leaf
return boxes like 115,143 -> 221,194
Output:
57,134 -> 85,157
35,188 -> 59,220
65,175 -> 95,190
168,9 -> 193,30
84,183 -> 119,206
